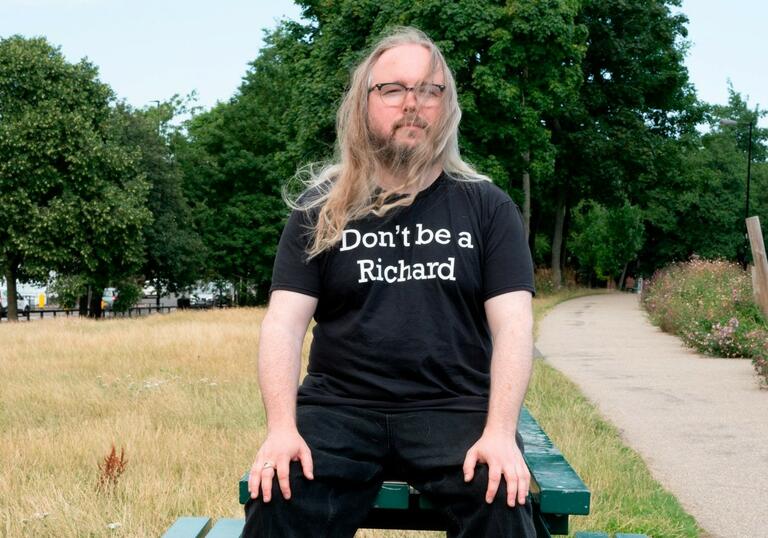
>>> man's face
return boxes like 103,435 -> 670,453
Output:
367,44 -> 445,152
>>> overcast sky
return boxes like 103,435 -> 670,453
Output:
1,0 -> 766,127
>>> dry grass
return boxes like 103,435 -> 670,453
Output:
2,310 -> 263,537
0,309 -> 440,537
1,293 -> 699,537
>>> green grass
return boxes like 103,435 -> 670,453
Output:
527,289 -> 703,537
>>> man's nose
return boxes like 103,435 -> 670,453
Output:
402,88 -> 419,111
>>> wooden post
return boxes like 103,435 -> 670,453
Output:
746,216 -> 768,319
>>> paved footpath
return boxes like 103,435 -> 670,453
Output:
536,293 -> 768,538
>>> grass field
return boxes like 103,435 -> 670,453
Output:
1,292 -> 702,537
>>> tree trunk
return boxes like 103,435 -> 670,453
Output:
78,294 -> 88,316
551,188 -> 567,289
4,263 -> 19,322
522,150 -> 531,241
89,292 -> 103,319
155,279 -> 161,308
619,262 -> 629,290
520,66 -> 531,241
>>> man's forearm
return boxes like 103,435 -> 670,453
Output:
258,316 -> 304,433
485,317 -> 533,435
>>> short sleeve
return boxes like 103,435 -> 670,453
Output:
482,201 -> 535,300
270,209 -> 322,298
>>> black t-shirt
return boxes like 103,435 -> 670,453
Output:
271,172 -> 535,412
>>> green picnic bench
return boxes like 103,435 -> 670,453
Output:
162,407 -> 646,537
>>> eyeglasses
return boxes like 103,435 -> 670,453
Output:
368,82 -> 446,107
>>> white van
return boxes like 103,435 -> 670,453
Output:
1,290 -> 30,315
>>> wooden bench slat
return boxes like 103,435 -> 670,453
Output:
238,472 -> 249,505
520,407 -> 591,516
205,518 -> 244,538
161,516 -> 212,538
374,481 -> 410,509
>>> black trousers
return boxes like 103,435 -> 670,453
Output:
243,405 -> 536,538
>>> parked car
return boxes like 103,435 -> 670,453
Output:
101,288 -> 118,310
1,291 -> 30,316
190,291 -> 215,306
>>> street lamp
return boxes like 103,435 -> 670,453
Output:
150,99 -> 162,136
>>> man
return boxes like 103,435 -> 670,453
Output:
244,27 -> 536,537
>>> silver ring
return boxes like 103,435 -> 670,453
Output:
262,461 -> 275,470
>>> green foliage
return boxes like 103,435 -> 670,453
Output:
176,36 -> 300,303
639,86 -> 768,270
112,280 -> 142,313
570,200 -> 644,282
177,0 -> 590,301
48,274 -> 88,309
0,35 -> 151,318
533,233 -> 551,267
11,0 -> 740,302
293,0 -> 585,193
170,0 -> 710,297
109,97 -> 207,298
642,258 -> 768,383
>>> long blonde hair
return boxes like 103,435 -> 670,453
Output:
289,27 -> 490,258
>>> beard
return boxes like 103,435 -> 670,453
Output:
369,115 -> 431,174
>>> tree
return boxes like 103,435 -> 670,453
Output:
0,36 -> 151,320
570,200 -> 645,285
179,1 -> 586,302
638,86 -> 767,271
110,98 -> 206,306
177,26 -> 313,304
177,0 -> 700,295
285,0 -> 585,234
260,0 -> 695,287
545,0 -> 700,286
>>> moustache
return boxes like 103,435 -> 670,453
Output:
392,116 -> 429,131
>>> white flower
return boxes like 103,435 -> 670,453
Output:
107,522 -> 122,530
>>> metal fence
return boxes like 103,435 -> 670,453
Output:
1,305 -> 181,321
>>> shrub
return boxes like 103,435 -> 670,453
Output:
533,233 -> 551,267
570,200 -> 644,283
47,274 -> 88,309
535,267 -> 556,295
642,257 -> 768,384
113,280 -> 142,313
534,267 -> 580,295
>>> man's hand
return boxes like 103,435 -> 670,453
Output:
249,427 -> 314,502
462,430 -> 530,506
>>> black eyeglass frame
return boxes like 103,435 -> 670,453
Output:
367,82 -> 447,104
